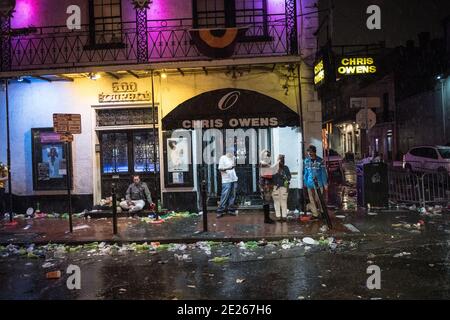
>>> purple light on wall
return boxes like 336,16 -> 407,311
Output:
12,0 -> 40,28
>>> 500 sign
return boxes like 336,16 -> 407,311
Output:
112,82 -> 138,93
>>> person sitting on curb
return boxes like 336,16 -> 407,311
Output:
120,175 -> 154,213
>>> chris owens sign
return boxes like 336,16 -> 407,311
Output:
180,90 -> 279,129
314,59 -> 325,86
162,88 -> 299,130
337,57 -> 377,76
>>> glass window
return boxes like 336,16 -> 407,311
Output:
425,148 -> 439,159
438,147 -> 450,159
235,0 -> 265,26
90,0 -> 123,45
410,148 -> 422,157
133,132 -> 160,173
193,0 -> 268,37
96,108 -> 157,127
101,132 -> 129,173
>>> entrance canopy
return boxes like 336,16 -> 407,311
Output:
162,88 -> 300,130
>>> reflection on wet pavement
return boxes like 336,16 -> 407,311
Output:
1,161 -> 450,299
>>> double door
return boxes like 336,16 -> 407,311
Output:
99,130 -> 159,200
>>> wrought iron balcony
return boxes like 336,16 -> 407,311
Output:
2,14 -> 295,73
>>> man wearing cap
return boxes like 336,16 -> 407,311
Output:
303,145 -> 328,219
217,147 -> 239,218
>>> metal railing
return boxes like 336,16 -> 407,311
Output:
7,14 -> 290,72
389,168 -> 450,207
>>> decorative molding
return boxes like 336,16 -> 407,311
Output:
132,0 -> 152,9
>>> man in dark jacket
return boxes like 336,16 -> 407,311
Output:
120,175 -> 153,212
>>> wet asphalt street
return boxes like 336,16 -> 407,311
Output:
1,213 -> 449,300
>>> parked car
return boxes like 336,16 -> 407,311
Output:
403,146 -> 450,174
324,149 -> 344,173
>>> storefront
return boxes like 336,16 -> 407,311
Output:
161,88 -> 303,212
0,65 -> 306,214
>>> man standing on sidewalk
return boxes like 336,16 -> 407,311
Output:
303,145 -> 328,219
217,147 -> 239,218
0,162 -> 8,217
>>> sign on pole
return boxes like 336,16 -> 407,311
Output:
350,97 -> 381,109
52,113 -> 81,234
53,114 -> 82,134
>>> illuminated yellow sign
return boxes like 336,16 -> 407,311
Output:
314,59 -> 325,85
337,57 -> 377,75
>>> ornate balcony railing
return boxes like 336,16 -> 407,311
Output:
3,14 -> 292,73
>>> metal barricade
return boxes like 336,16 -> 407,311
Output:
421,172 -> 450,206
389,170 -> 422,204
388,169 -> 450,207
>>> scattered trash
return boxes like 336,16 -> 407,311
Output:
174,254 -> 191,261
73,225 -> 90,231
344,224 -> 361,233
335,215 -> 346,219
169,244 -> 187,252
393,252 -> 411,258
302,237 -> 317,245
209,256 -> 230,264
300,215 -> 311,222
46,271 -> 61,279
298,296 -> 306,300
23,225 -> 31,230
236,279 -> 245,284
319,225 -> 329,233
42,262 -> 55,269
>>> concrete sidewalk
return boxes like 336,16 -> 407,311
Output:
0,210 -> 350,245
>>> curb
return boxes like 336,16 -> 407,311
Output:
0,231 -> 373,246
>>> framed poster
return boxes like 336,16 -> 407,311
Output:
163,131 -> 193,187
32,128 -> 73,190
167,137 -> 189,172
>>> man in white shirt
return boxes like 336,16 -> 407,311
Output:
217,147 -> 239,218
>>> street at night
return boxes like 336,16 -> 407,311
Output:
0,0 -> 450,309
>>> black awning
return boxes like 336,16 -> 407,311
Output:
162,88 -> 300,130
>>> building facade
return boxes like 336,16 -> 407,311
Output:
0,0 -> 322,213
319,28 -> 450,163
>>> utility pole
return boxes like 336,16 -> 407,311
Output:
441,78 -> 447,142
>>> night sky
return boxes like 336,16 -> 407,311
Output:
318,0 -> 450,48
